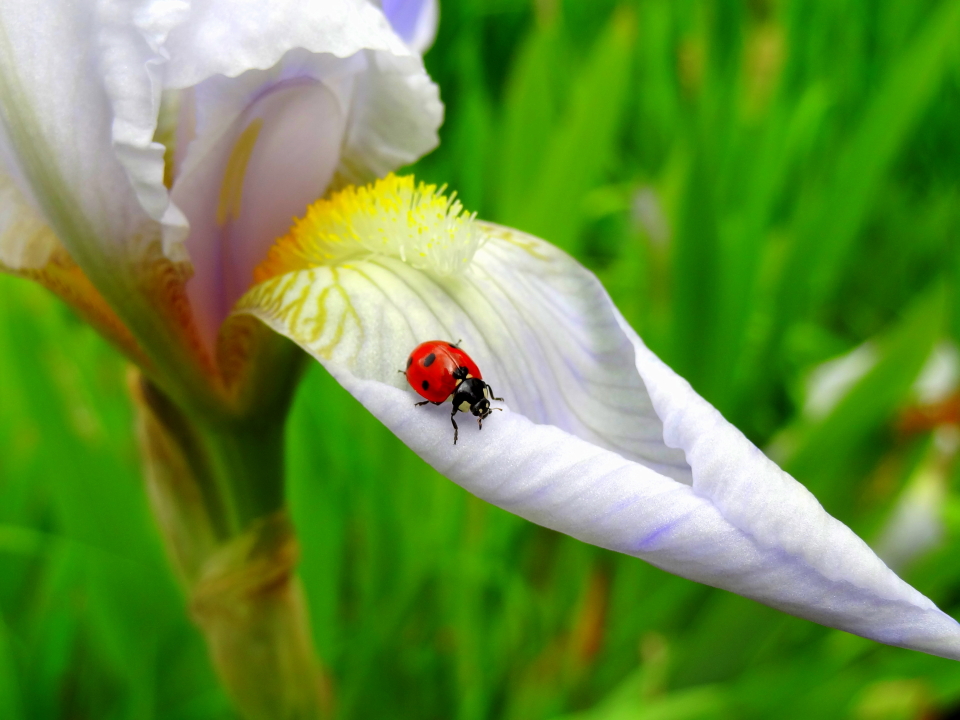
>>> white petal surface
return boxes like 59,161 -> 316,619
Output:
0,0 -> 163,268
164,0 -> 441,179
239,223 -> 960,659
164,0 -> 408,88
339,46 -> 443,182
240,223 -> 689,480
98,0 -> 190,256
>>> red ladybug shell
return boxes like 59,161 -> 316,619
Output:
405,340 -> 482,403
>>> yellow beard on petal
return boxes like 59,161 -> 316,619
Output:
254,174 -> 480,283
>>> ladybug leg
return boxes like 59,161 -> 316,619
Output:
450,406 -> 460,444
415,400 -> 447,409
485,383 -> 504,403
415,400 -> 445,409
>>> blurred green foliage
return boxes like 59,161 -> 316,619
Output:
3,0 -> 960,717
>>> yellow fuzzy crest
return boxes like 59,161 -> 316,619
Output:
254,174 -> 480,283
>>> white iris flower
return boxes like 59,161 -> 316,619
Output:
2,1 -> 959,694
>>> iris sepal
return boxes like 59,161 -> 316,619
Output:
239,189 -> 960,660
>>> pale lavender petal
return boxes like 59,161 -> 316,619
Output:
238,221 -> 960,659
164,0 -> 442,349
164,0 -> 442,186
171,52 -> 350,350
381,0 -> 439,53
327,371 -> 960,660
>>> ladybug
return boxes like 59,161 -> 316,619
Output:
402,340 -> 503,444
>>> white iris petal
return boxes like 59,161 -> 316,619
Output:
0,0 -> 171,271
238,179 -> 960,660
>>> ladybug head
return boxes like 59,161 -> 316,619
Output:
455,378 -> 497,421
470,396 -> 492,419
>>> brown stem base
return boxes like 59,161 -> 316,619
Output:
191,513 -> 333,720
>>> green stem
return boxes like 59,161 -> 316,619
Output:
199,419 -> 286,537
131,370 -> 332,720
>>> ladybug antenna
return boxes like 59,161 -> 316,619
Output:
452,338 -> 463,348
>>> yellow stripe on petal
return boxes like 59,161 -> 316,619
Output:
254,174 -> 480,283
217,118 -> 263,226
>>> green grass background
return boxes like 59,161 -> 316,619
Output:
3,0 -> 960,717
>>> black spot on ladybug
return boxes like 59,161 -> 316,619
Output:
406,356 -> 413,369
423,352 -> 436,367
421,380 -> 430,390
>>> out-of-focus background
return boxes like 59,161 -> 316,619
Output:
3,0 -> 960,717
